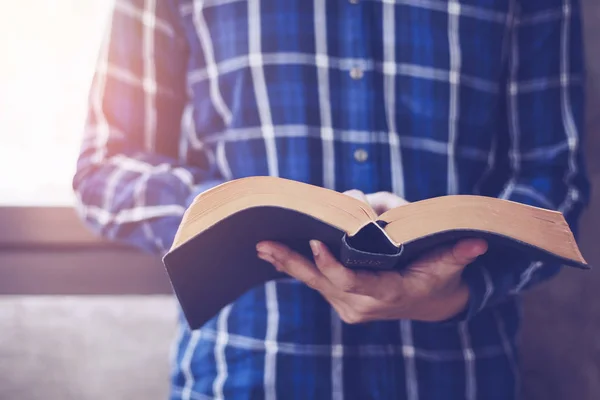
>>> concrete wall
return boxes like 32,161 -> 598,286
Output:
520,0 -> 600,398
0,296 -> 177,400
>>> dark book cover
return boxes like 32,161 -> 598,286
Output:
163,206 -> 588,330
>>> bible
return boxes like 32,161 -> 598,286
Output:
163,176 -> 587,329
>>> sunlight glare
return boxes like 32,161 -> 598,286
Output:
0,1 -> 113,205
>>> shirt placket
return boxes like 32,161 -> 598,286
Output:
341,0 -> 376,193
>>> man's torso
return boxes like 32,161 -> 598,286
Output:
171,1 -> 519,399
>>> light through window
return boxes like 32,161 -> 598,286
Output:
0,1 -> 113,205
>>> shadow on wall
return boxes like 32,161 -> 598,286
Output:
520,1 -> 600,399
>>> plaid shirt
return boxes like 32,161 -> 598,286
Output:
74,0 -> 589,399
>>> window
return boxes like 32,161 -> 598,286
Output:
0,1 -> 112,206
0,1 -> 170,295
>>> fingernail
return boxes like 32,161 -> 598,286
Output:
309,240 -> 320,257
473,241 -> 488,255
257,251 -> 275,263
467,241 -> 488,258
256,243 -> 270,255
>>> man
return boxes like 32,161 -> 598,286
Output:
73,0 -> 589,398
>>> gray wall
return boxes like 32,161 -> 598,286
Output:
520,0 -> 600,399
0,296 -> 176,400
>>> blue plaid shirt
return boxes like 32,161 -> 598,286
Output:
74,0 -> 589,399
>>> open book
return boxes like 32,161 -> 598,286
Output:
163,176 -> 587,329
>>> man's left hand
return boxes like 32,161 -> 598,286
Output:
344,190 -> 408,215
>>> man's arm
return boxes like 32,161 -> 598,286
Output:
460,0 -> 590,319
73,0 -> 223,255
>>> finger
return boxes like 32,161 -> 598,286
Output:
343,189 -> 368,204
365,192 -> 408,214
256,241 -> 334,293
421,239 -> 488,277
309,240 -> 383,296
411,238 -> 487,274
449,239 -> 488,266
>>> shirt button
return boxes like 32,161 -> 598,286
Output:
349,67 -> 364,80
354,148 -> 369,163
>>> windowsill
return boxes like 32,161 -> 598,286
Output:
0,207 -> 172,295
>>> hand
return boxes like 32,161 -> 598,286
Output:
256,239 -> 487,324
344,189 -> 408,215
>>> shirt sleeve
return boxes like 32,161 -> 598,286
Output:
458,0 -> 591,320
72,0 -> 224,256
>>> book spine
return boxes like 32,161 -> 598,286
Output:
339,234 -> 403,271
